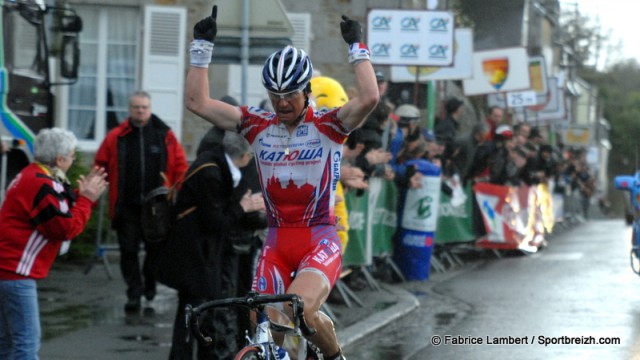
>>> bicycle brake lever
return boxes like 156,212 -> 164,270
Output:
294,298 -> 317,336
185,304 -> 213,345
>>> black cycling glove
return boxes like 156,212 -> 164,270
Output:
194,5 -> 218,42
340,15 -> 362,45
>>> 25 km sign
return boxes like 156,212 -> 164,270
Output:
506,91 -> 537,108
367,9 -> 454,66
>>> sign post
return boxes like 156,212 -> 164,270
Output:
211,0 -> 294,103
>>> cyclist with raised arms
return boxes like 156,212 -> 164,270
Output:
185,5 -> 378,359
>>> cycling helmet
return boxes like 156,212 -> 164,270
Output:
262,45 -> 313,94
395,104 -> 420,118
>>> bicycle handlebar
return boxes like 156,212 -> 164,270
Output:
185,291 -> 317,345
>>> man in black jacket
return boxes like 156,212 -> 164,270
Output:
156,131 -> 264,359
95,91 -> 188,313
435,97 -> 464,176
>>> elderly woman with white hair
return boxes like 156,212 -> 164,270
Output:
0,127 -> 108,359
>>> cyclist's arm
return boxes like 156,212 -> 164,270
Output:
337,60 -> 379,131
185,65 -> 241,131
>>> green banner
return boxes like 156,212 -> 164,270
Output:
435,184 -> 475,244
369,178 -> 397,256
343,189 -> 369,266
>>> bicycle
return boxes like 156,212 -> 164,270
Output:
615,171 -> 640,275
185,291 -> 321,360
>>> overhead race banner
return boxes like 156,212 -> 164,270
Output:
367,9 -> 454,66
390,28 -> 473,82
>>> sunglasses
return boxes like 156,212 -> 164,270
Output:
268,90 -> 303,102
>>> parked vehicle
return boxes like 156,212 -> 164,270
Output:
0,0 -> 81,202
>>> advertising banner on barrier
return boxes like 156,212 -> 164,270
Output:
473,182 -> 525,250
344,179 -> 399,266
396,161 -> 441,280
473,183 -> 545,252
523,184 -> 552,247
344,189 -> 369,266
401,174 -> 441,231
369,178 -> 397,256
435,184 -> 475,244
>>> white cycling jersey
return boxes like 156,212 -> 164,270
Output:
240,106 -> 348,227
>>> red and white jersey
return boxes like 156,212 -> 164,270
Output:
240,106 -> 348,227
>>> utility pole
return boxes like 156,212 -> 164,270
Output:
241,0 -> 250,104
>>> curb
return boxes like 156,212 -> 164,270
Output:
336,283 -> 419,348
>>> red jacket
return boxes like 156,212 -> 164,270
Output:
94,116 -> 187,221
0,164 -> 95,280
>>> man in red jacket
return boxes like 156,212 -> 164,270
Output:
95,91 -> 187,312
0,128 -> 107,359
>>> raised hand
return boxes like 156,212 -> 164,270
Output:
240,190 -> 265,213
77,166 -> 108,202
194,5 -> 218,42
340,15 -> 362,44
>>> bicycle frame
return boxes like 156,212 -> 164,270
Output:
185,291 -> 317,360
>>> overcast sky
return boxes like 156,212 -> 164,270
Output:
562,0 -> 639,68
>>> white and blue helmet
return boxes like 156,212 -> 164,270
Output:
262,45 -> 313,94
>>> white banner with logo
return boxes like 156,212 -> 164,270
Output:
367,9 -> 454,66
462,47 -> 530,96
390,28 -> 473,82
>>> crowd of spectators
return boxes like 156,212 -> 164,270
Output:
336,72 -> 599,268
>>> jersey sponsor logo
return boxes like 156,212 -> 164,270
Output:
258,148 -> 323,162
296,125 -> 309,137
311,239 -> 341,264
332,151 -> 341,190
247,106 -> 275,118
266,132 -> 287,139
305,139 -> 321,148
258,138 -> 272,148
258,276 -> 267,291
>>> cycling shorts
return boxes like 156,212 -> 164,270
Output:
252,225 -> 343,295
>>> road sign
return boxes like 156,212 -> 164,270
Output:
506,90 -> 537,107
213,0 -> 293,38
462,47 -> 530,96
212,37 -> 291,64
209,0 -> 294,65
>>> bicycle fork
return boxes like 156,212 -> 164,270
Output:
255,311 -> 288,360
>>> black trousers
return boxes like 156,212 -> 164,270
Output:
169,276 -> 240,359
116,205 -> 161,300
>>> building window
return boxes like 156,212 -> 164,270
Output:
67,5 -> 139,148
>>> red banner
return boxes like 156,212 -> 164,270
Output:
473,182 -> 544,252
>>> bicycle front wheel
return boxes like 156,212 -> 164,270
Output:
234,345 -> 264,360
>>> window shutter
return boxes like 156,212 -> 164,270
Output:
142,5 -> 187,140
286,13 -> 312,52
